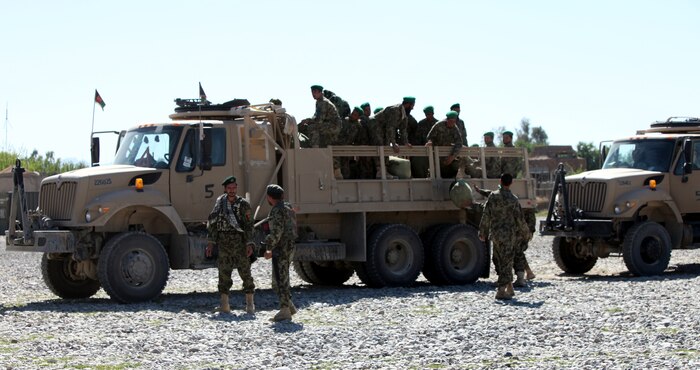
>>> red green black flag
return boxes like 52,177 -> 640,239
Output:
94,90 -> 106,110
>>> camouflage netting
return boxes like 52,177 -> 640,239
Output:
449,179 -> 474,209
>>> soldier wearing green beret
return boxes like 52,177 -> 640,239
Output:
206,176 -> 256,314
483,131 -> 501,179
338,107 -> 364,178
450,103 -> 468,147
375,97 -> 415,154
426,111 -> 464,178
501,130 -> 522,178
263,184 -> 298,321
408,105 -> 438,178
300,84 -> 343,178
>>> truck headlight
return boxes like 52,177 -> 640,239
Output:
613,205 -> 622,214
85,210 -> 92,222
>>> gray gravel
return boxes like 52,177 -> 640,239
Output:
2,222 -> 700,369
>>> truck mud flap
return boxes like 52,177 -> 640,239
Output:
5,230 -> 75,253
293,242 -> 346,261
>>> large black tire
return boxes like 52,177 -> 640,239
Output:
622,221 -> 672,276
425,224 -> 487,285
41,254 -> 101,299
293,261 -> 354,286
552,236 -> 597,274
97,232 -> 170,303
356,224 -> 424,287
421,224 -> 450,284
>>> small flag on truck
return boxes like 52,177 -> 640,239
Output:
199,82 -> 207,103
94,90 -> 106,110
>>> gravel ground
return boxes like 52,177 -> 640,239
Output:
2,222 -> 700,369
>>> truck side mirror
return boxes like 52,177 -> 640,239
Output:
91,137 -> 100,166
683,139 -> 693,175
199,128 -> 213,171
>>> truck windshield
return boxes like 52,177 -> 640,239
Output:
113,126 -> 183,169
602,139 -> 675,172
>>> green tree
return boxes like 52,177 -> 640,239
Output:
514,117 -> 549,150
0,150 -> 87,176
576,142 -> 601,171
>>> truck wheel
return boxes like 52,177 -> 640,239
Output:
97,232 -> 170,303
293,261 -> 354,286
41,254 -> 101,299
357,224 -> 424,287
552,237 -> 597,274
425,224 -> 486,285
622,221 -> 671,276
421,224 -> 449,284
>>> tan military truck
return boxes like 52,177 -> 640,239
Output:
541,117 -> 700,276
5,99 -> 536,302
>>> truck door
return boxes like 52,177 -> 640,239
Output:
170,126 -> 231,222
669,138 -> 700,215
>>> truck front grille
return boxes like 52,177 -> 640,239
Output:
39,182 -> 77,220
567,181 -> 607,213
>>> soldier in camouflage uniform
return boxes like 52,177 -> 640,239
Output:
426,111 -> 463,178
338,107 -> 364,178
374,97 -> 415,154
408,106 -> 436,178
301,85 -> 342,148
483,132 -> 501,179
355,103 -> 376,179
206,176 -> 256,314
450,103 -> 468,146
514,208 -> 537,287
478,173 -> 529,300
323,89 -> 351,119
263,184 -> 298,322
501,130 -> 523,178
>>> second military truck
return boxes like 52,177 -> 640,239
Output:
6,99 -> 536,302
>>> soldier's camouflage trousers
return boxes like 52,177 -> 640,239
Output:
217,235 -> 255,294
271,241 -> 295,309
492,239 -> 515,287
514,239 -> 531,273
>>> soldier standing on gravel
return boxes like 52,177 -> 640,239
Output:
478,173 -> 529,300
206,176 -> 256,314
263,184 -> 298,322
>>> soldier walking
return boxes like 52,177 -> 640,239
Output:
263,184 -> 298,322
514,208 -> 537,287
478,173 -> 529,300
206,176 -> 256,314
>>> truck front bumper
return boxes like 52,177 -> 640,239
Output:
539,219 -> 614,238
5,230 -> 76,253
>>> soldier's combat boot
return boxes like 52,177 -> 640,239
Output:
525,266 -> 536,280
514,271 -> 527,288
272,307 -> 292,322
219,294 -> 231,313
245,293 -> 255,314
495,285 -> 511,300
506,282 -> 515,298
289,301 -> 297,316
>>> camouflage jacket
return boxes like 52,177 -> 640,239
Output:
484,142 -> 501,178
427,120 -> 463,156
406,113 -> 420,145
412,117 -> 437,146
312,97 -> 341,126
456,118 -> 468,146
501,143 -> 523,178
338,117 -> 363,145
479,187 -> 529,243
356,116 -> 372,145
365,116 -> 385,146
375,104 -> 408,145
263,201 -> 297,250
207,194 -> 253,244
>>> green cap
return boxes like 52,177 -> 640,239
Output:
352,106 -> 363,115
503,130 -> 514,137
310,84 -> 323,91
266,184 -> 284,197
423,105 -> 434,113
450,103 -> 460,110
360,102 -> 371,109
446,111 -> 459,119
402,96 -> 416,104
269,98 -> 282,106
222,176 -> 237,186
484,131 -> 495,138
374,107 -> 383,114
